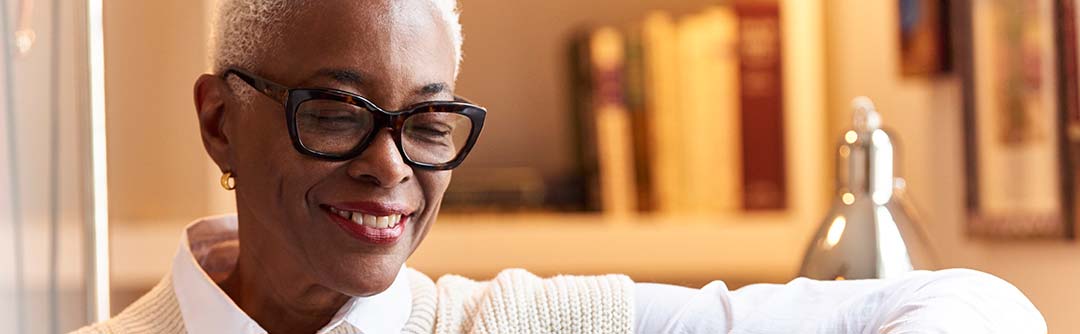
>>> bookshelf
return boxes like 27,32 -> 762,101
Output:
416,0 -> 831,287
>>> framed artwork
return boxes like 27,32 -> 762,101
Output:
961,0 -> 1077,239
899,0 -> 952,76
1061,0 -> 1080,239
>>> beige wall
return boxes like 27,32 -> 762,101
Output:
827,0 -> 1078,331
104,0 -> 238,313
104,0 -> 232,225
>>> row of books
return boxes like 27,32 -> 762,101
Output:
569,3 -> 787,215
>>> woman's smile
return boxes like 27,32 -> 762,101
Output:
321,203 -> 415,244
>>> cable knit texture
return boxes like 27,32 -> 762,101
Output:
72,274 -> 186,334
69,268 -> 635,334
435,269 -> 635,333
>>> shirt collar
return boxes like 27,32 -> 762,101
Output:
171,214 -> 412,334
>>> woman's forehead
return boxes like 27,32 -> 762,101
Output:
263,0 -> 457,102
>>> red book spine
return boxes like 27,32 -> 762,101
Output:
737,3 -> 787,210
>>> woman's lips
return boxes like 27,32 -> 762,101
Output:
323,205 -> 409,244
328,201 -> 413,216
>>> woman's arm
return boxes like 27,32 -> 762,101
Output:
814,269 -> 1046,333
635,269 -> 1046,333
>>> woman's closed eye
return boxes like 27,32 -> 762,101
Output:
406,122 -> 453,143
300,110 -> 369,132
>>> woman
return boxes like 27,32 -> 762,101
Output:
75,0 -> 1046,333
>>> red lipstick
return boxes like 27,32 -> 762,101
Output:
330,201 -> 412,216
321,202 -> 413,244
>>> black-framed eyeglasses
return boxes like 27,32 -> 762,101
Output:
222,67 -> 486,170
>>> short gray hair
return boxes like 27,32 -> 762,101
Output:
210,0 -> 463,76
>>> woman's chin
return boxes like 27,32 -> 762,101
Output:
335,274 -> 398,297
314,257 -> 404,297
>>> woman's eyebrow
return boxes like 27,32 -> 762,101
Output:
418,82 -> 449,96
311,68 -> 366,87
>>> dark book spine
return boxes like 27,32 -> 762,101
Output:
737,3 -> 787,210
1058,0 -> 1080,238
624,27 -> 653,212
568,30 -> 601,212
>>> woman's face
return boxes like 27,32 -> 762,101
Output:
222,0 -> 456,296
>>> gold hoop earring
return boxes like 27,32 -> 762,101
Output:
220,171 -> 236,190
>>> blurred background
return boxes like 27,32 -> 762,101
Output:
5,0 -> 1080,332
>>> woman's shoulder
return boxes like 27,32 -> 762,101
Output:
68,274 -> 186,334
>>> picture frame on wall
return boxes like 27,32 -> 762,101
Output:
960,0 -> 1077,239
1061,0 -> 1080,240
898,0 -> 952,76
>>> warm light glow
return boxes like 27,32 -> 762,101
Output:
88,0 -> 111,322
842,192 -> 855,205
871,129 -> 893,205
824,215 -> 847,249
835,275 -> 846,281
875,207 -> 912,278
844,130 -> 858,144
14,29 -> 35,56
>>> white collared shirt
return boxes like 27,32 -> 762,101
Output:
171,215 -> 412,334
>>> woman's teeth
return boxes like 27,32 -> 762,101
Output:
328,207 -> 401,229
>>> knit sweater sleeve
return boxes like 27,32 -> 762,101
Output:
433,269 -> 635,334
67,275 -> 186,334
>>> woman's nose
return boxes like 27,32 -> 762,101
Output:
346,128 -> 413,187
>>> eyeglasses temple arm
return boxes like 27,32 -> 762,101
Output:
453,95 -> 475,104
223,68 -> 290,104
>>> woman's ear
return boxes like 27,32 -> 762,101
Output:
194,73 -> 233,172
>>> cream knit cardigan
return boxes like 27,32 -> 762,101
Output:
72,268 -> 635,334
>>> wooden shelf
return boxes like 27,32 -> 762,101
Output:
408,212 -> 818,287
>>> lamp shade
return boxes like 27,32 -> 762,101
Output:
799,97 -> 935,280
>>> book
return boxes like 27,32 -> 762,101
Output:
737,2 -> 787,210
624,22 -> 654,212
641,11 -> 684,213
568,30 -> 601,211
589,27 -> 639,215
568,27 -> 639,215
567,4 -> 788,215
677,7 -> 743,213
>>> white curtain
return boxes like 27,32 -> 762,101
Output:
2,0 -> 93,332
1,0 -> 21,331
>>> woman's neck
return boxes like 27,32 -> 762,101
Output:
219,226 -> 351,334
